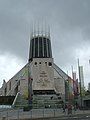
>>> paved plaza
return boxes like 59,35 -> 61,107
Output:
0,108 -> 90,120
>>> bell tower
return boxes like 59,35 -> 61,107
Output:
28,23 -> 55,95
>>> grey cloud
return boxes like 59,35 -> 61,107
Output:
81,26 -> 90,41
0,0 -> 90,62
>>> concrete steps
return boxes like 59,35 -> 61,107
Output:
13,93 -> 28,108
32,94 -> 62,108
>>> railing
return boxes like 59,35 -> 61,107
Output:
12,92 -> 20,107
0,106 -> 89,120
0,106 -> 87,120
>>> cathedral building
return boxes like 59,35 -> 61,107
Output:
0,26 -> 72,107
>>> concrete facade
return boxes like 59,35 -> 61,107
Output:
0,28 -> 70,104
31,58 -> 54,91
0,64 -> 29,98
0,60 -> 67,100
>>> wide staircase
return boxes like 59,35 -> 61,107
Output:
32,94 -> 63,109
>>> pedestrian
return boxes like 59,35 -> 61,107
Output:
62,104 -> 65,113
67,104 -> 72,115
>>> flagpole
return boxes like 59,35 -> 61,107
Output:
78,59 -> 83,108
71,65 -> 73,79
71,65 -> 75,106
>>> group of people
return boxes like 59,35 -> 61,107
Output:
62,103 -> 79,114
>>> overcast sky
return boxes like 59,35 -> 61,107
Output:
0,0 -> 90,89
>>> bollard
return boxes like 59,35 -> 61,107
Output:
17,109 -> 19,120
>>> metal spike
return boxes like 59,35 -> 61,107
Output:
37,20 -> 39,36
48,24 -> 50,38
42,20 -> 43,36
45,20 -> 47,37
30,22 -> 33,39
33,21 -> 35,37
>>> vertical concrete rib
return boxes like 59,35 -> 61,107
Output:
46,38 -> 49,57
33,37 -> 35,57
38,36 -> 39,57
49,40 -> 52,58
38,22 -> 39,57
42,36 -> 44,57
